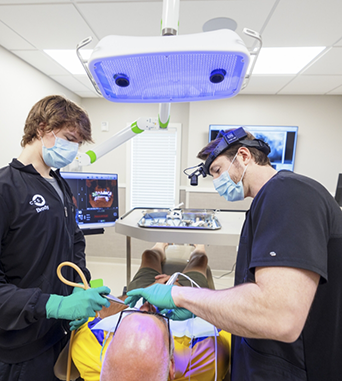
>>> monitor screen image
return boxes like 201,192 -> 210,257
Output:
209,124 -> 298,171
60,171 -> 119,230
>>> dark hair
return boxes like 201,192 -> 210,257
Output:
21,95 -> 93,147
197,129 -> 271,166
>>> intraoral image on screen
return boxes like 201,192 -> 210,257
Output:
61,172 -> 119,229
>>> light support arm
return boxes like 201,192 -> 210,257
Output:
241,28 -> 263,90
158,0 -> 180,128
75,117 -> 158,166
76,37 -> 102,97
158,103 -> 171,128
161,0 -> 180,36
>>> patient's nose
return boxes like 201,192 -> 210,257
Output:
139,301 -> 156,313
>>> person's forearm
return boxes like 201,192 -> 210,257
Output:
172,266 -> 319,342
173,284 -> 275,339
172,283 -> 299,342
0,285 -> 49,330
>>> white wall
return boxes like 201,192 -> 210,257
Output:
81,94 -> 342,194
80,99 -> 190,185
0,46 -> 81,167
187,95 -> 342,193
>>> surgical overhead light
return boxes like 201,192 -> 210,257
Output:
72,0 -> 263,170
77,28 -> 262,103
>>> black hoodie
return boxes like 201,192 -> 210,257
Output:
0,159 -> 90,363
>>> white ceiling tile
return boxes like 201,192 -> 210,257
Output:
50,75 -> 91,92
0,0 -> 71,3
75,0 -> 161,2
0,0 -> 341,97
304,47 -> 342,75
12,50 -> 69,76
242,75 -> 295,94
73,74 -> 99,93
261,0 -> 342,47
77,2 -> 163,38
0,4 -> 98,50
178,0 -> 276,49
73,91 -> 101,98
0,21 -> 34,50
278,75 -> 342,95
327,85 -> 342,95
78,0 -> 275,48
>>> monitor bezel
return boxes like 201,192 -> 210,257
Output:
335,174 -> 342,207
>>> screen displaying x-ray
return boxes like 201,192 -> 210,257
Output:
209,125 -> 298,171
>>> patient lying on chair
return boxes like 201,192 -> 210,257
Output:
71,243 -> 231,381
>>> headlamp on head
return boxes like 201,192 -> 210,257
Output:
183,163 -> 207,186
184,127 -> 271,186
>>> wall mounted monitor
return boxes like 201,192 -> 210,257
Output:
60,171 -> 119,230
335,174 -> 342,207
209,124 -> 298,171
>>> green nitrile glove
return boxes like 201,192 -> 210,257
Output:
69,317 -> 88,331
160,307 -> 194,321
72,284 -> 85,294
125,284 -> 176,310
69,284 -> 87,330
46,286 -> 111,321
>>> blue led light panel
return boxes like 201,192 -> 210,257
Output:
90,51 -> 248,103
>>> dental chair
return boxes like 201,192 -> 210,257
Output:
162,258 -> 215,289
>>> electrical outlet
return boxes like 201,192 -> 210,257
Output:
101,121 -> 109,132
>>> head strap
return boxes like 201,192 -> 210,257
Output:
203,127 -> 271,175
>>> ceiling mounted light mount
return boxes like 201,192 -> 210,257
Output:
203,17 -> 238,32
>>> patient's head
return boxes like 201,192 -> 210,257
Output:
100,304 -> 175,381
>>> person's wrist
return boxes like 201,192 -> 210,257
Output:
46,294 -> 63,319
171,285 -> 182,307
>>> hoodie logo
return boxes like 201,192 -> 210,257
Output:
30,194 -> 50,213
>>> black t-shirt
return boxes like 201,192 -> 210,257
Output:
231,170 -> 342,381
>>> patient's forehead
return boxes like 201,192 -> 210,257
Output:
116,312 -> 170,346
101,312 -> 171,381
112,313 -> 170,354
121,311 -> 167,330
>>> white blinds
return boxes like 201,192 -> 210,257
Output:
128,125 -> 181,209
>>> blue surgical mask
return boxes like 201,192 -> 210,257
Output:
41,132 -> 79,169
213,154 -> 247,202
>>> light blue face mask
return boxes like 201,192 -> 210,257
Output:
213,154 -> 247,202
41,132 -> 79,169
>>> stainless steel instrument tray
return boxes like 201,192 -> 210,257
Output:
138,209 -> 221,230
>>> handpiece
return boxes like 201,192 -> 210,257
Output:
166,272 -> 180,285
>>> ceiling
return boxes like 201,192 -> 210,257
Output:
1,0 -> 342,99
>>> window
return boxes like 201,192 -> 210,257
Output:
126,123 -> 181,210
